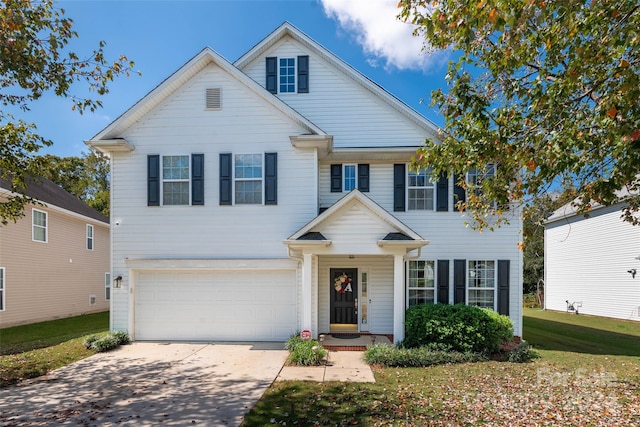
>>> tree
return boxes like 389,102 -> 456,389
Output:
0,0 -> 136,224
522,193 -> 560,295
399,0 -> 640,230
39,150 -> 110,217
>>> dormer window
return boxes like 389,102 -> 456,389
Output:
266,56 -> 309,94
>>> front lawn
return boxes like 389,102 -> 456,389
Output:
243,308 -> 640,426
0,312 -> 109,387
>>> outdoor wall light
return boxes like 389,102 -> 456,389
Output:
628,269 -> 637,279
113,275 -> 123,288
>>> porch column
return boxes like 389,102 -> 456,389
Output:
393,253 -> 405,343
302,252 -> 313,333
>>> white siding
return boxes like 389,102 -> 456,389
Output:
241,39 -> 430,148
545,205 -> 640,321
109,63 -> 319,332
319,162 -> 523,335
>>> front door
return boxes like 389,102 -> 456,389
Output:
330,268 -> 358,328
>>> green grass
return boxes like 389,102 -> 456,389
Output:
0,312 -> 109,387
243,308 -> 640,426
523,307 -> 640,356
0,311 -> 109,355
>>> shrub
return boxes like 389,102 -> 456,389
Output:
506,341 -> 540,363
90,335 -> 119,352
364,344 -> 486,367
403,304 -> 513,354
285,334 -> 327,366
83,334 -> 100,349
111,331 -> 130,345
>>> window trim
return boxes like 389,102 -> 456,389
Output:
343,164 -> 357,192
0,267 -> 5,311
105,272 -> 111,301
233,153 -> 264,205
86,224 -> 94,251
467,260 -> 497,310
161,154 -> 191,206
407,167 -> 436,211
32,208 -> 48,243
279,57 -> 296,94
466,163 -> 496,206
406,260 -> 436,307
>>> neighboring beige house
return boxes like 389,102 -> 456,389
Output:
0,177 -> 110,328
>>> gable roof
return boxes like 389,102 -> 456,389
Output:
86,45 -> 326,149
546,184 -> 639,224
0,177 -> 109,224
285,189 -> 426,244
234,22 -> 441,141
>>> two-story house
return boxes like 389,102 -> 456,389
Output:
86,23 -> 522,342
0,177 -> 110,327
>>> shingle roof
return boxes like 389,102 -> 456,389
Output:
0,177 -> 109,224
382,232 -> 414,241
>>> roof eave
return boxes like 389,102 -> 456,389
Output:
283,239 -> 332,247
377,239 -> 430,249
84,138 -> 134,155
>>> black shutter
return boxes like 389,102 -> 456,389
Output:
266,57 -> 277,94
393,164 -> 406,212
357,164 -> 370,192
453,173 -> 466,209
219,153 -> 232,205
437,173 -> 448,211
297,55 -> 309,93
437,260 -> 450,304
453,259 -> 466,304
265,152 -> 277,205
191,154 -> 204,205
330,164 -> 342,192
497,260 -> 510,315
147,155 -> 160,206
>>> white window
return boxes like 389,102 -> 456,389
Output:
408,168 -> 435,210
234,154 -> 263,204
467,164 -> 496,203
343,164 -> 357,191
162,155 -> 190,205
86,224 -> 94,250
407,260 -> 435,306
32,209 -> 47,242
105,272 -> 111,301
468,260 -> 496,309
0,267 -> 5,311
279,58 -> 296,93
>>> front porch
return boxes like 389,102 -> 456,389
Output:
284,190 -> 430,343
319,333 -> 393,351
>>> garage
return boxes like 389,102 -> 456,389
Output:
134,269 -> 297,341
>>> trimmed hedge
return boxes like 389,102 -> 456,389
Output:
403,304 -> 513,354
364,344 -> 486,367
83,331 -> 130,353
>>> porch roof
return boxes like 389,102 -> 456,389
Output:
283,190 -> 429,252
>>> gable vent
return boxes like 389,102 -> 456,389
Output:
205,88 -> 221,110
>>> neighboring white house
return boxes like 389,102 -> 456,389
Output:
545,200 -> 640,321
86,22 -> 523,343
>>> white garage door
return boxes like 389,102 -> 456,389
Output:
134,269 -> 297,341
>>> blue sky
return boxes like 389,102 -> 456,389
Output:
20,0 -> 450,158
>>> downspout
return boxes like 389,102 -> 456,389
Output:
403,247 -> 422,261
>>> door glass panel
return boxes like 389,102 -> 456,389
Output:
361,272 -> 367,324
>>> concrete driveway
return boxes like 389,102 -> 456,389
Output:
0,342 -> 288,426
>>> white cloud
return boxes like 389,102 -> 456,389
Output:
320,0 -> 443,72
